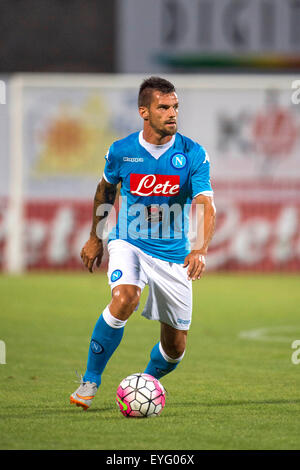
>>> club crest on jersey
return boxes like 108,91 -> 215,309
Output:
111,269 -> 123,282
130,174 -> 180,197
171,153 -> 187,169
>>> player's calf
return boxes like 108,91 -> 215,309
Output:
144,342 -> 185,380
160,322 -> 187,359
82,306 -> 127,388
144,323 -> 187,380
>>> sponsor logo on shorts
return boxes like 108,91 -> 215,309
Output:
171,153 -> 187,169
111,269 -> 123,282
177,318 -> 191,325
91,340 -> 104,354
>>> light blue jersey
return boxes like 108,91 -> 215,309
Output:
103,131 -> 213,264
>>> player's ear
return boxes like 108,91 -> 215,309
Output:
139,106 -> 149,121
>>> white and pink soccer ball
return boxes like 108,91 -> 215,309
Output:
116,373 -> 166,418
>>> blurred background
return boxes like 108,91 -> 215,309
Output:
1,0 -> 300,274
2,2 -> 300,451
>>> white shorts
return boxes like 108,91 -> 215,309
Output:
107,239 -> 192,330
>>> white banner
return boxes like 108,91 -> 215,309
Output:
21,86 -> 140,199
178,87 -> 300,185
17,75 -> 300,201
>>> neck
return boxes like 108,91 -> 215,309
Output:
142,125 -> 174,145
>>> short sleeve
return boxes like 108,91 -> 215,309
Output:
191,146 -> 213,199
103,144 -> 121,185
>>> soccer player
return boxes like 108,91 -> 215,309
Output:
70,77 -> 216,410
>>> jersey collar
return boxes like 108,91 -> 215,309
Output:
138,131 -> 176,160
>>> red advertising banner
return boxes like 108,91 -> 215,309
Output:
1,196 -> 299,271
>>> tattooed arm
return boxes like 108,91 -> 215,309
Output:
81,178 -> 118,273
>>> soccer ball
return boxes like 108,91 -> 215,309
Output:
116,373 -> 166,418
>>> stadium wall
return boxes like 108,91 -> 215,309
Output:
1,74 -> 300,272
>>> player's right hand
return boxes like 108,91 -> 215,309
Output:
80,236 -> 103,273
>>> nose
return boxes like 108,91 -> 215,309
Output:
168,107 -> 176,119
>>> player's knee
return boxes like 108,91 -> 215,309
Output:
111,286 -> 140,317
118,293 -> 140,313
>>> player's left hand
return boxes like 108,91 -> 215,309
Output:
183,251 -> 206,281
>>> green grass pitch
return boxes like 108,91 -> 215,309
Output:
0,272 -> 299,450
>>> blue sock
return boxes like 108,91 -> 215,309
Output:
144,342 -> 184,380
83,307 -> 125,387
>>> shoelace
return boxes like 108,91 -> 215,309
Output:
74,370 -> 86,385
74,371 -> 97,392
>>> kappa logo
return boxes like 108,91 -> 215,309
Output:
123,157 -> 144,162
111,269 -> 123,282
177,318 -> 191,325
171,153 -> 187,169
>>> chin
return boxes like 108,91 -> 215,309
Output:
163,126 -> 177,136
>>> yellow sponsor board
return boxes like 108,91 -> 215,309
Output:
32,95 -> 117,177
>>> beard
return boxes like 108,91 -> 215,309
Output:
149,115 -> 177,136
163,123 -> 177,136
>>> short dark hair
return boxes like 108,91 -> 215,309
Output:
138,76 -> 176,107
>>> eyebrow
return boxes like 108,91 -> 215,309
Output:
157,103 -> 179,108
